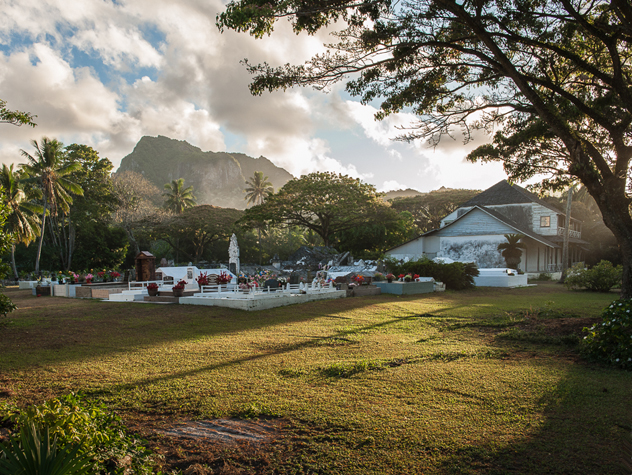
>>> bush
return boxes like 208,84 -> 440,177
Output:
388,257 -> 479,290
565,260 -> 622,292
0,394 -> 158,474
581,299 -> 632,370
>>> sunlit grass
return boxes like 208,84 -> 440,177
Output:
0,284 -> 628,474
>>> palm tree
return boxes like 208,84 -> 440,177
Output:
497,234 -> 527,270
163,178 -> 196,214
244,171 -> 274,207
0,164 -> 42,280
20,138 -> 83,274
244,171 -> 274,265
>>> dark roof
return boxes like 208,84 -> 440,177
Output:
462,180 -> 565,215
424,205 -> 559,248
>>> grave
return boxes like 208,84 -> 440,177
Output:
473,268 -> 530,287
374,278 -> 436,295
135,251 -> 156,282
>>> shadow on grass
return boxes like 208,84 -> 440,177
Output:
435,355 -> 631,475
0,289 -> 441,370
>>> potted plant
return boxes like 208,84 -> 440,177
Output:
404,274 -> 412,282
196,272 -> 209,290
386,273 -> 395,283
373,272 -> 384,282
57,271 -> 64,284
85,273 -> 94,284
172,279 -> 187,297
110,271 -> 121,282
147,282 -> 159,296
216,271 -> 232,286
97,271 -> 106,282
354,275 -> 366,285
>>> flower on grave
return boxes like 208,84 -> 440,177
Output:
196,272 -> 209,286
413,274 -> 420,280
85,273 -> 93,283
110,271 -> 121,279
398,274 -> 405,281
97,271 -> 105,278
404,274 -> 413,282
354,275 -> 365,284
386,273 -> 395,281
216,271 -> 232,285
147,283 -> 159,291
172,279 -> 187,292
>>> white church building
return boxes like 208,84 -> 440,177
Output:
385,181 -> 588,275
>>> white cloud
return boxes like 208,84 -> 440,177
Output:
379,180 -> 410,192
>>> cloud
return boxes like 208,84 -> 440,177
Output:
379,180 -> 411,192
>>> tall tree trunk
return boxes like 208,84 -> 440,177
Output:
11,244 -> 18,281
35,195 -> 47,275
258,227 -> 262,266
559,187 -> 573,283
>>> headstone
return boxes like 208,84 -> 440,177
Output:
289,273 -> 299,285
135,251 -> 156,282
271,254 -> 281,269
160,258 -> 168,267
229,233 -> 240,275
263,279 -> 278,290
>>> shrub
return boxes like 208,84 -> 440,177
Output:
565,260 -> 622,292
0,393 -> 158,474
581,299 -> 632,370
388,257 -> 479,290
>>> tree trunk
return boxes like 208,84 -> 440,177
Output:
559,187 -> 573,283
35,195 -> 47,275
11,244 -> 18,281
258,227 -> 262,266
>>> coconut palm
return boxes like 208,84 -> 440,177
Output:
0,164 -> 42,280
244,171 -> 274,265
244,171 -> 274,206
20,137 -> 83,274
163,178 -> 196,214
497,234 -> 527,270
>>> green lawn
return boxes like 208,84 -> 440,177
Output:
0,284 -> 629,474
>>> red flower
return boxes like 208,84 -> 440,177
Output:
196,272 -> 209,285
398,274 -> 405,279
413,274 -> 420,280
216,271 -> 232,285
147,283 -> 159,291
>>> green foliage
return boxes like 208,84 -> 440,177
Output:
565,261 -> 622,292
497,234 -> 526,269
581,299 -> 632,370
388,257 -> 479,290
0,423 -> 91,475
389,189 -> 480,234
241,172 -> 396,247
0,99 -> 36,127
163,178 -> 196,214
0,394 -> 158,474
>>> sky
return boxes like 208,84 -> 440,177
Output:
0,0 -> 508,193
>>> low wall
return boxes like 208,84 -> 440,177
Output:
179,290 -> 346,311
351,285 -> 381,297
374,281 -> 435,295
473,275 -> 529,288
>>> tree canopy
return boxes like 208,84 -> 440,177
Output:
240,172 -> 397,247
218,0 -> 632,297
163,178 -> 196,214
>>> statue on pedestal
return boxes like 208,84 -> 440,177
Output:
229,233 -> 240,275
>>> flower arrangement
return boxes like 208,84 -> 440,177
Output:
386,273 -> 395,282
110,271 -> 121,280
57,271 -> 64,284
97,271 -> 106,282
216,271 -> 232,285
196,272 -> 209,286
69,273 -> 79,284
172,279 -> 187,292
373,272 -> 384,282
85,273 -> 94,284
147,283 -> 159,291
277,277 -> 287,286
413,274 -> 420,281
404,274 -> 413,282
354,275 -> 366,284
239,282 -> 257,290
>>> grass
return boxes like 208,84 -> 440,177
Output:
0,283 -> 629,474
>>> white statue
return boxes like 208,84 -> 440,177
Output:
228,233 -> 240,275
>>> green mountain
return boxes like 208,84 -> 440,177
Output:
116,136 -> 294,209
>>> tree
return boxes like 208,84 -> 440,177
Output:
151,205 -> 243,263
163,178 -> 196,214
241,172 -> 397,247
0,99 -> 36,127
497,234 -> 527,270
20,138 -> 83,274
218,0 -> 632,297
112,171 -> 162,256
0,165 -> 41,279
245,171 -> 274,264
389,189 -> 480,234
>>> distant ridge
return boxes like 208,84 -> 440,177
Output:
116,136 -> 294,209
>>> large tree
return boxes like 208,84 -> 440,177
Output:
20,138 -> 83,274
218,0 -> 632,297
245,171 -> 275,264
241,172 -> 397,246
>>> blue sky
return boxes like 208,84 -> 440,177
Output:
0,0 -> 507,192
